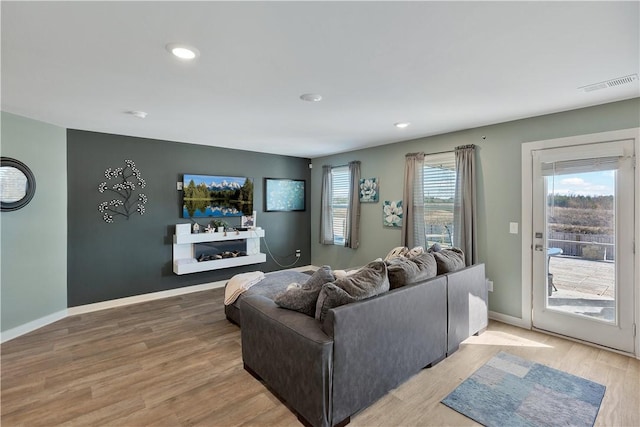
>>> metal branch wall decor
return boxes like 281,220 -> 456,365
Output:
97,160 -> 148,223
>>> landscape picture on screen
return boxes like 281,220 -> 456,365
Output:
182,174 -> 254,218
264,178 -> 305,212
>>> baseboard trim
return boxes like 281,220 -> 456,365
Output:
1,309 -> 68,344
2,265 -> 316,342
68,280 -> 228,316
489,311 -> 531,329
68,264 -> 315,316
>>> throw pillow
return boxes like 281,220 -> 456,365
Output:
333,268 -> 360,279
406,246 -> 425,258
384,246 -> 409,261
386,252 -> 437,289
315,260 -> 390,322
334,259 -> 382,278
433,248 -> 466,274
274,265 -> 335,317
427,243 -> 442,253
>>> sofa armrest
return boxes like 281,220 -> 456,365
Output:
240,295 -> 333,427
326,275 -> 447,424
446,263 -> 488,355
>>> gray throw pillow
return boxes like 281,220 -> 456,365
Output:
315,260 -> 390,322
427,243 -> 442,253
274,265 -> 334,317
433,248 -> 466,274
386,252 -> 437,289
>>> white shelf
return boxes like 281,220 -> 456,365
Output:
172,226 -> 266,275
173,229 -> 264,244
173,253 -> 267,275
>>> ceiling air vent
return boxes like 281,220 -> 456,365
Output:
579,74 -> 638,92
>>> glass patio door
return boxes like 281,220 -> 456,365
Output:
531,139 -> 635,353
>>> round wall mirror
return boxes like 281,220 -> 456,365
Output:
1,157 -> 36,211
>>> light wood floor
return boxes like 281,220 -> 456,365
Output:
2,287 -> 638,427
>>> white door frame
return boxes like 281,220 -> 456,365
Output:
521,127 -> 640,357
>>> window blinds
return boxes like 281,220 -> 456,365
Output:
541,156 -> 622,176
331,166 -> 349,244
423,152 -> 456,247
423,152 -> 456,201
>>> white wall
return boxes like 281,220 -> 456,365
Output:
310,98 -> 640,320
1,112 -> 67,334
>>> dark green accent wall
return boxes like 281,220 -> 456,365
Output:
67,130 -> 311,307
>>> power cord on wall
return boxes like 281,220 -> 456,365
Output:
248,229 -> 301,269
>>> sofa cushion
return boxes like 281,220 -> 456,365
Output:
433,248 -> 466,274
386,252 -> 437,289
274,265 -> 335,317
315,260 -> 390,322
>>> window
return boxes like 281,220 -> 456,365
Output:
331,166 -> 349,245
423,152 -> 456,248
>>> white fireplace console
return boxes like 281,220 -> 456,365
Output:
172,226 -> 266,275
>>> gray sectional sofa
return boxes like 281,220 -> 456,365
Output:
236,262 -> 487,427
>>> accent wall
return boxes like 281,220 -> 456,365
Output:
67,130 -> 311,307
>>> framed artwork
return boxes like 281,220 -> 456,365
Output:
264,178 -> 305,212
383,200 -> 403,227
241,211 -> 256,228
359,177 -> 379,203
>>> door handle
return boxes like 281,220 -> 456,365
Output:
534,244 -> 544,251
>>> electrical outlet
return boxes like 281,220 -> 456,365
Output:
487,280 -> 494,292
295,249 -> 301,258
177,182 -> 183,190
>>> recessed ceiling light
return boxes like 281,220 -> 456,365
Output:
126,110 -> 147,119
165,43 -> 200,60
394,122 -> 410,128
300,93 -> 323,102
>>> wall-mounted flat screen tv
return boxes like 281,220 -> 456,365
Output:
182,174 -> 254,218
264,178 -> 305,212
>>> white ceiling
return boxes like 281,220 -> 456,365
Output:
2,1 -> 638,159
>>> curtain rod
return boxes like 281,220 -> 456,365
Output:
327,161 -> 359,169
327,146 -> 476,166
406,149 -> 452,157
322,164 -> 349,169
410,144 -> 476,157
426,149 -> 453,156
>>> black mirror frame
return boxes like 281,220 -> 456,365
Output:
1,157 -> 36,212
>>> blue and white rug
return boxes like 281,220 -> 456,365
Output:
441,351 -> 605,427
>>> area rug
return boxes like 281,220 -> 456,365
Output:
441,351 -> 605,427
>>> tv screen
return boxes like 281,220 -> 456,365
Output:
182,174 -> 254,218
264,178 -> 305,212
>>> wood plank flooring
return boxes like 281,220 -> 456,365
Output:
2,288 -> 639,426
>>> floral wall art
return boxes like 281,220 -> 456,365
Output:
97,159 -> 148,223
383,200 -> 403,227
359,177 -> 379,202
